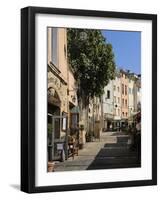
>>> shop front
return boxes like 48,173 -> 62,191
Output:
47,81 -> 68,163
103,113 -> 114,132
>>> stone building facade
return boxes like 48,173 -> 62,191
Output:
102,69 -> 141,132
128,76 -> 135,121
120,70 -> 129,123
134,75 -> 141,112
113,71 -> 122,129
47,27 -> 69,140
47,27 -> 78,161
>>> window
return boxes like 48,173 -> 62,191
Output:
132,88 -> 134,94
122,84 -> 124,94
122,98 -> 124,106
122,112 -> 124,116
114,96 -> 116,103
117,86 -> 120,92
113,85 -> 116,91
126,112 -> 128,117
125,99 -> 127,107
114,108 -> 116,115
118,97 -> 120,104
64,44 -> 67,58
107,90 -> 110,99
51,28 -> 58,67
118,109 -> 120,116
125,85 -> 127,95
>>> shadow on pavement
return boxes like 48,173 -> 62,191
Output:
87,141 -> 141,170
110,132 -> 129,136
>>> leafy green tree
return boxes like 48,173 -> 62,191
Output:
67,28 -> 116,107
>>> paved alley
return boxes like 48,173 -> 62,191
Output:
54,131 -> 140,172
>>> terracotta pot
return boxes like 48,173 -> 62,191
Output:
48,162 -> 55,172
79,143 -> 83,149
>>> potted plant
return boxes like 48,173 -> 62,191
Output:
79,124 -> 84,131
48,161 -> 55,172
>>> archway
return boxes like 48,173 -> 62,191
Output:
48,87 -> 61,138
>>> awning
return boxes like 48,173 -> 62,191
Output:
70,106 -> 80,113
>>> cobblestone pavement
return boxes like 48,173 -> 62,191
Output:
54,131 -> 140,172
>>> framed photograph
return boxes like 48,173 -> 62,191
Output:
21,6 -> 157,193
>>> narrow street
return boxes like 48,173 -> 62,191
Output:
54,132 -> 140,172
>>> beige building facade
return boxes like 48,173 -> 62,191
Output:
120,70 -> 128,120
47,28 -> 68,140
102,69 -> 141,131
128,77 -> 135,118
113,71 -> 122,128
47,27 -> 78,162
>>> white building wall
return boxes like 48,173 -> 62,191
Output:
137,79 -> 141,111
133,77 -> 141,112
102,80 -> 114,130
102,80 -> 114,116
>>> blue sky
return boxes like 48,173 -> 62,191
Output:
102,30 -> 141,74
